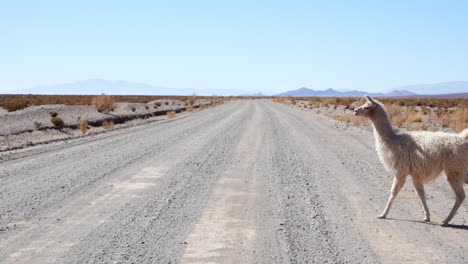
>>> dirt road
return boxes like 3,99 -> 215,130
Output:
0,100 -> 466,264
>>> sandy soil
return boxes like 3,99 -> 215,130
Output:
0,100 -> 466,264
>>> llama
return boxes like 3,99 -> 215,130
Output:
354,96 -> 468,226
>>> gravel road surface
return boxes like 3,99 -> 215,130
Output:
0,100 -> 466,264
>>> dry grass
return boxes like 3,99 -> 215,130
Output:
4,98 -> 29,112
392,115 -> 405,128
186,105 -> 194,112
188,95 -> 196,105
93,95 -> 114,113
274,96 -> 468,131
408,111 -> 423,123
333,114 -> 368,127
79,119 -> 88,135
0,95 -> 221,108
450,107 -> 468,132
102,120 -> 115,129
166,111 -> 176,118
273,97 -> 286,104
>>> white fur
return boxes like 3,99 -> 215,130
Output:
355,96 -> 468,226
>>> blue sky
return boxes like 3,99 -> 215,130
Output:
1,0 -> 468,93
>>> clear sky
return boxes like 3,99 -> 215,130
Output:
1,0 -> 468,93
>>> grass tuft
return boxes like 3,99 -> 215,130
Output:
93,95 -> 114,113
166,111 -> 176,118
79,119 -> 88,135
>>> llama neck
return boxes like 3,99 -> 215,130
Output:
370,107 -> 396,141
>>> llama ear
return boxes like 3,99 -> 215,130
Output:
365,96 -> 377,105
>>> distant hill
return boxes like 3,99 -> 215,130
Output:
276,88 -> 415,97
406,93 -> 468,99
395,81 -> 468,95
14,79 -> 259,96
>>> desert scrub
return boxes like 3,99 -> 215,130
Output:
166,111 -> 176,118
48,111 -> 64,128
154,102 -> 161,107
188,95 -> 196,105
50,116 -> 64,128
333,114 -> 367,127
4,98 -> 29,112
408,112 -> 423,123
93,94 -> 114,113
102,120 -> 114,129
131,106 -> 136,112
79,119 -> 88,135
145,105 -> 149,110
33,121 -> 42,129
450,107 -> 468,132
186,105 -> 194,112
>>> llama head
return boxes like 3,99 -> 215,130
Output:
354,96 -> 379,118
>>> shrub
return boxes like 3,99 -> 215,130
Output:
188,95 -> 196,105
131,106 -> 136,112
51,116 -> 64,128
79,119 -> 88,135
93,95 -> 114,113
154,102 -> 161,107
408,112 -> 423,123
49,111 -> 58,117
186,105 -> 194,112
4,98 -> 29,112
165,102 -> 169,105
166,111 -> 176,118
145,106 -> 149,110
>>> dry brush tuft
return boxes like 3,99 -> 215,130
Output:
166,111 -> 176,118
93,95 -> 114,113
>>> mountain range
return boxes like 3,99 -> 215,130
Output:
9,79 -> 468,97
276,88 -> 416,97
276,81 -> 468,97
15,79 -> 258,96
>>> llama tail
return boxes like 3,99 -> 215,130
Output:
460,128 -> 468,139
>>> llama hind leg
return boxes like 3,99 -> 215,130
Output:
412,179 -> 430,222
378,175 -> 407,219
442,174 -> 466,227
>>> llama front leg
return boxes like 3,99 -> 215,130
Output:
412,179 -> 430,222
378,175 -> 407,219
442,176 -> 466,227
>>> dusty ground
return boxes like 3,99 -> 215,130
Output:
0,100 -> 466,264
0,99 -> 212,151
